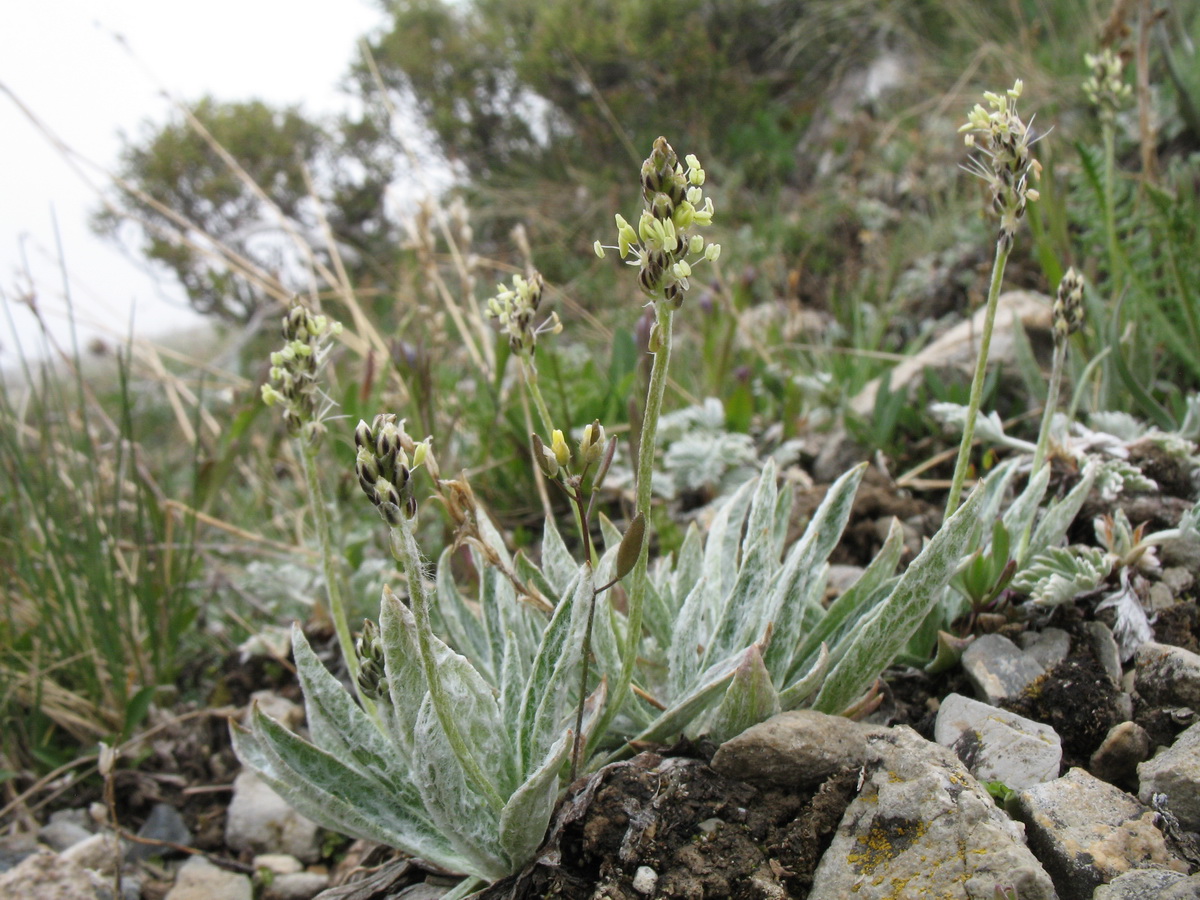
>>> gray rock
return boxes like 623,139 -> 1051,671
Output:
962,633 -> 1047,704
1093,869 -> 1189,900
710,709 -> 877,789
1012,767 -> 1189,900
0,848 -> 110,899
263,871 -> 330,900
0,834 -> 38,873
1084,621 -> 1124,686
801,723 -> 1057,900
37,818 -> 93,852
128,803 -> 192,861
253,853 -> 304,876
1020,627 -> 1072,671
226,770 -> 322,864
1161,874 -> 1200,899
165,855 -> 252,900
1139,721 -> 1200,831
1161,567 -> 1194,596
1090,721 -> 1152,785
1136,641 -> 1200,709
60,832 -> 122,877
934,692 -> 1062,789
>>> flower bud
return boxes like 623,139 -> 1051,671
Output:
551,429 -> 571,468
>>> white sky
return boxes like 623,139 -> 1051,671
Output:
0,0 -> 385,365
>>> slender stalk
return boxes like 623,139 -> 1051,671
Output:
944,240 -> 1009,517
569,492 -> 596,782
588,303 -> 674,760
1030,343 -> 1066,477
300,444 -> 358,685
390,515 -> 506,812
521,355 -> 594,563
519,357 -> 555,436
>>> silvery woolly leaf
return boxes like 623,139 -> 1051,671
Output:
382,591 -> 517,796
435,548 -> 492,679
517,564 -> 590,777
812,478 -> 986,715
498,730 -> 571,870
778,643 -> 830,710
1001,464 -> 1050,542
234,707 -> 462,870
762,462 -> 866,678
411,695 -> 511,880
1096,569 -> 1153,661
541,513 -> 578,597
701,643 -> 780,744
1011,545 -> 1111,606
290,625 -> 414,799
791,515 -> 904,680
1024,463 -> 1097,564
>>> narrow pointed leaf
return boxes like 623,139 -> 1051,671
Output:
411,696 -> 510,880
498,731 -> 570,869
435,548 -> 492,676
702,644 -> 780,743
762,462 -> 866,676
541,514 -> 578,596
813,480 -> 986,715
778,643 -> 830,709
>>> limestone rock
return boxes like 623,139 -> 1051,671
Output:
802,724 -> 1057,900
1139,721 -> 1200,831
262,871 -> 330,900
0,848 -> 109,899
710,709 -> 878,789
962,633 -> 1047,704
60,833 -> 122,878
1135,641 -> 1200,709
1093,869 -> 1191,899
1013,767 -> 1189,900
226,770 -> 322,863
934,692 -> 1062,789
1090,721 -> 1152,786
165,855 -> 252,900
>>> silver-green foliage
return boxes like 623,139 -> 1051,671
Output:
233,457 -> 997,879
232,512 -> 597,880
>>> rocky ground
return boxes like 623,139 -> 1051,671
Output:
2,473 -> 1200,900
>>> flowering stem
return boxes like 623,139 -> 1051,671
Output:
945,239 -> 1009,517
300,443 -> 359,688
1030,342 -> 1066,477
519,356 -> 555,436
589,302 -> 673,761
389,515 -> 506,812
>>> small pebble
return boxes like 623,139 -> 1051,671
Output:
632,865 -> 658,896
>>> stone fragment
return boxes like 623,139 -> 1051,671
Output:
934,692 -> 1062,789
1139,721 -> 1200,831
631,865 -> 658,895
1136,641 -> 1200,709
710,709 -> 876,789
1093,869 -> 1189,899
165,855 -> 252,900
962,633 -> 1047,704
1161,874 -> 1200,899
1090,721 -> 1152,786
1084,620 -> 1124,686
262,871 -> 329,900
802,724 -> 1057,900
253,854 -> 303,876
225,770 -> 322,863
128,803 -> 192,861
0,848 -> 108,899
1013,767 -> 1189,900
1020,627 -> 1072,670
37,818 -> 92,852
61,832 -> 122,877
